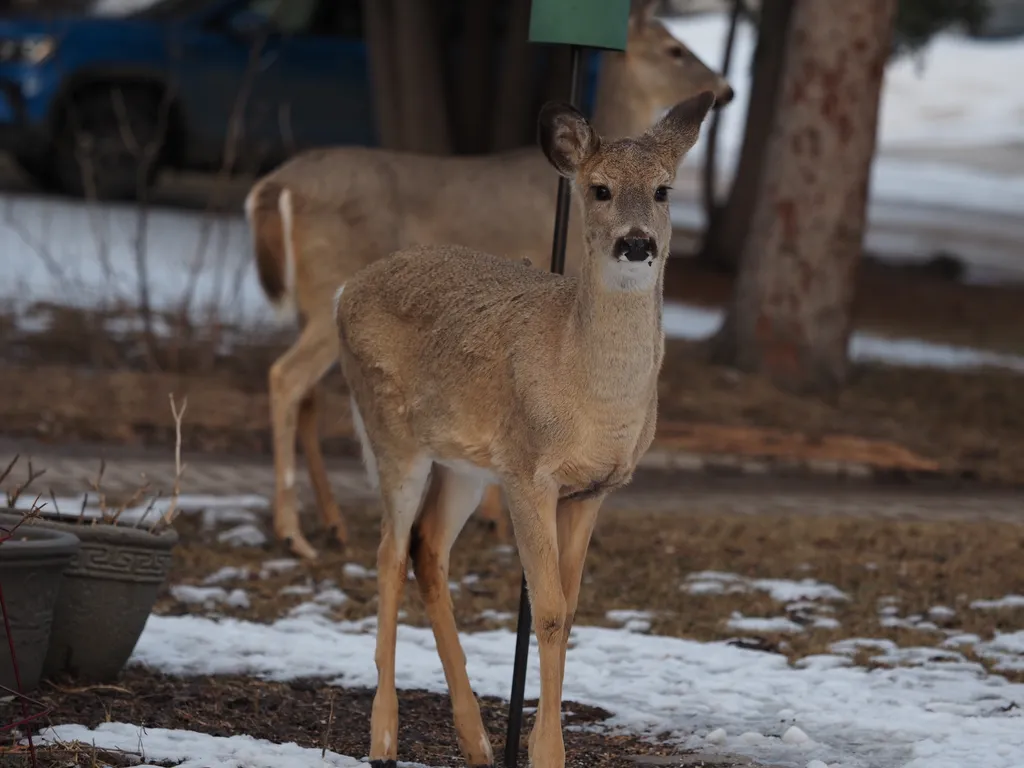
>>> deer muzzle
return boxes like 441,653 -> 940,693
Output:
616,235 -> 656,263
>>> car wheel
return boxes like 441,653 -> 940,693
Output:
53,85 -> 166,201
13,152 -> 59,191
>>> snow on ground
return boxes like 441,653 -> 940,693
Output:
683,571 -> 849,603
11,491 -> 269,529
685,572 -> 846,635
971,595 -> 1024,610
0,194 -> 263,327
39,722 -> 381,768
665,15 -> 1024,216
170,584 -> 251,610
662,300 -> 1024,372
121,609 -> 1024,768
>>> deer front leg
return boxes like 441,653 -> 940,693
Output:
369,455 -> 432,766
505,480 -> 566,768
555,495 -> 603,684
268,323 -> 338,560
297,387 -> 348,548
411,466 -> 494,766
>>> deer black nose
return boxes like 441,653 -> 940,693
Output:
715,85 -> 735,108
616,236 -> 656,262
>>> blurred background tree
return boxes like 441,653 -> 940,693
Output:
697,0 -> 993,395
892,0 -> 989,56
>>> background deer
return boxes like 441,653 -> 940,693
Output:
335,90 -> 716,768
246,0 -> 734,560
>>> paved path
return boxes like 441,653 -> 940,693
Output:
3,437 -> 1022,525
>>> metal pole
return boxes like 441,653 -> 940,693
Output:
503,42 -> 586,768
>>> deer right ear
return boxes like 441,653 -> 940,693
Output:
648,90 -> 716,162
538,102 -> 600,177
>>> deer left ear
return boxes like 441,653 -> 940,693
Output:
647,90 -> 716,163
538,102 -> 601,178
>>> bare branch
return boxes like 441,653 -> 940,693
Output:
154,393 -> 187,532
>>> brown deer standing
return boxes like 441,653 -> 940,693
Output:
335,90 -> 716,768
246,1 -> 733,560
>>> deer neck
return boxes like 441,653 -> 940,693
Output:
592,50 -> 656,140
567,232 -> 665,402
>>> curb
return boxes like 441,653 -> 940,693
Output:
637,448 -> 1003,489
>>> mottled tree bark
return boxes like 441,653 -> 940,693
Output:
712,0 -> 897,394
699,0 -> 794,271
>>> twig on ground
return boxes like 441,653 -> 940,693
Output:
90,459 -> 108,522
321,689 -> 335,759
108,481 -> 152,526
0,454 -> 18,489
153,393 -> 187,532
135,489 -> 163,530
4,456 -> 46,509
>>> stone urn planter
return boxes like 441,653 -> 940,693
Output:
0,518 -> 80,693
0,510 -> 179,683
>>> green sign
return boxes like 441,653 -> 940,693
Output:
528,0 -> 630,51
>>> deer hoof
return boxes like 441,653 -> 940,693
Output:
326,524 -> 348,550
284,534 -> 319,561
370,761 -> 397,768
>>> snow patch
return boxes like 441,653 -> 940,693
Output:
128,612 -> 1024,767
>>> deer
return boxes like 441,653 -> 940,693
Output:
245,0 -> 734,561
334,89 -> 716,768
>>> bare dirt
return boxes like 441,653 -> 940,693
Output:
3,670 -> 697,768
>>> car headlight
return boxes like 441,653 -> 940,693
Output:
0,35 -> 57,65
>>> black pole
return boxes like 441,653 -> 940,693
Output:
503,42 -> 587,768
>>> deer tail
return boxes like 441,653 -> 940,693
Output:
245,179 -> 298,319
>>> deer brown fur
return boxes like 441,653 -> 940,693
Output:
245,0 -> 733,560
335,90 -> 716,768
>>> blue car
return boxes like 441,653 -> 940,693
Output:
0,0 -> 375,199
0,0 -> 601,201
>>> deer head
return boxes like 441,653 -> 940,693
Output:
592,0 -> 732,141
540,89 -> 716,292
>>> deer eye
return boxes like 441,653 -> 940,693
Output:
668,45 -> 685,59
592,185 -> 612,201
655,186 -> 670,202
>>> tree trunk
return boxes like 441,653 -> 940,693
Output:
712,0 -> 896,394
394,0 -> 451,154
364,0 -> 403,149
453,0 -> 496,153
491,0 -> 535,151
698,0 -> 793,271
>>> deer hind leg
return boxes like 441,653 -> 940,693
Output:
370,453 -> 433,766
411,465 -> 494,767
297,386 -> 348,547
554,495 -> 602,687
477,483 -> 511,542
504,480 -> 566,768
268,321 -> 339,561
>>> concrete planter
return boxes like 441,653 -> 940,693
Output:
0,518 -> 80,693
1,510 -> 178,683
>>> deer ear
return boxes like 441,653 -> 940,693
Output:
629,0 -> 658,27
538,102 -> 600,177
647,90 -> 716,162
